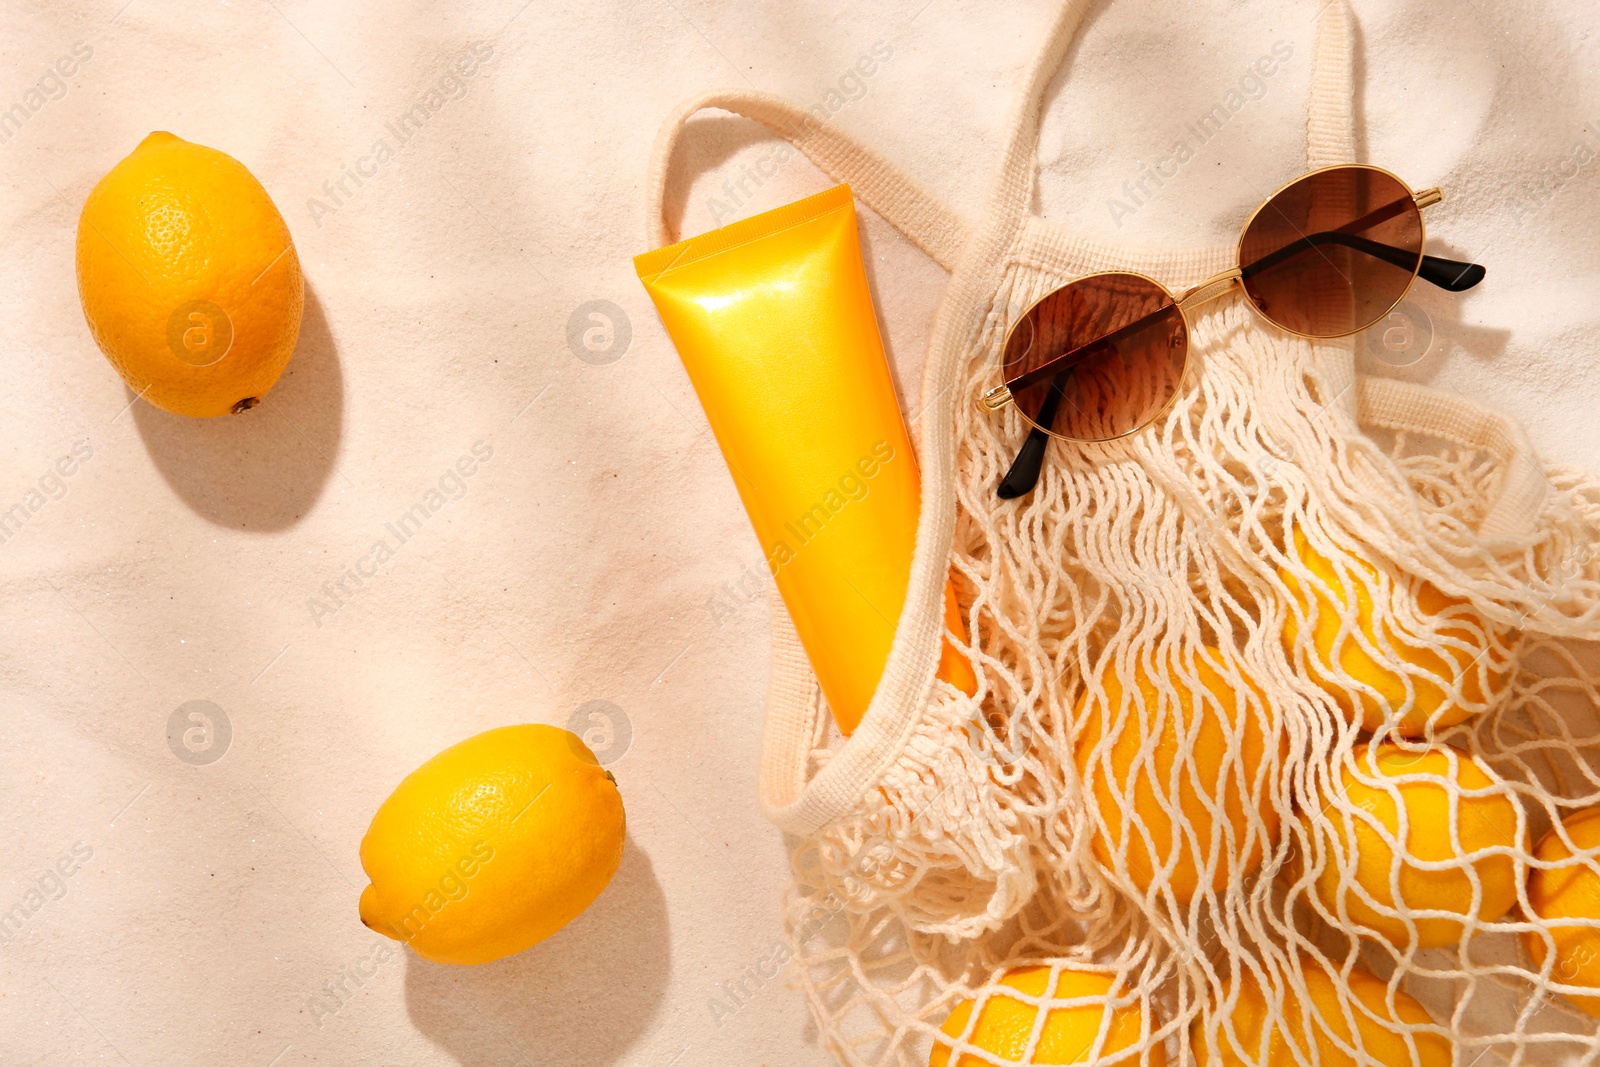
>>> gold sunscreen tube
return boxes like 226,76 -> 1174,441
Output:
635,184 -> 976,735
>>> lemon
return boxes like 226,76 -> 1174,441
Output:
76,131 -> 304,418
1073,646 -> 1287,903
1193,955 -> 1450,1067
1294,741 -> 1522,948
1524,807 -> 1600,1017
931,965 -> 1163,1067
1280,527 -> 1511,737
358,724 -> 625,966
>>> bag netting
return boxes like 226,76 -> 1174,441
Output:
640,4 -> 1600,1063
780,274 -> 1600,1066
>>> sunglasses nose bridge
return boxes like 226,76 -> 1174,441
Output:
1177,267 -> 1244,312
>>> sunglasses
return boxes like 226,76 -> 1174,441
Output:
978,164 -> 1485,499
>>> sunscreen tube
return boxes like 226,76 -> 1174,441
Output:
635,184 -> 976,734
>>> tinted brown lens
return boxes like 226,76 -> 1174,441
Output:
1001,272 -> 1187,442
1239,165 -> 1422,337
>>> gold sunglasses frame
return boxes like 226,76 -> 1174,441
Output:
979,164 -> 1444,443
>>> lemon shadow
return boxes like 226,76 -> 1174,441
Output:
131,283 -> 342,530
403,835 -> 670,1066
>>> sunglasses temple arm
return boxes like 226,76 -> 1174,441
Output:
1241,231 -> 1486,292
1005,313 -> 1166,395
1417,253 -> 1486,292
998,371 -> 1070,499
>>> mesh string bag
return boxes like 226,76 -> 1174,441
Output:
644,2 -> 1600,1063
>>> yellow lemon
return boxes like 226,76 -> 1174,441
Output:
1193,955 -> 1450,1067
1280,527 -> 1511,737
1524,807 -> 1600,1017
76,131 -> 304,417
1073,646 -> 1287,903
1296,741 -> 1523,948
931,965 -> 1163,1067
358,724 -> 625,965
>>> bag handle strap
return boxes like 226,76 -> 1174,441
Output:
644,88 -> 971,270
987,0 -> 1358,226
757,604 -> 824,821
1357,375 -> 1549,539
1306,0 -> 1358,167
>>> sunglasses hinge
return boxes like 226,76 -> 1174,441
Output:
1413,186 -> 1443,210
979,384 -> 1014,412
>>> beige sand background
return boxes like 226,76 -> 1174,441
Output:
1,0 -> 1596,1063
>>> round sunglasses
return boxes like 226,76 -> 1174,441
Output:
978,164 -> 1486,498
